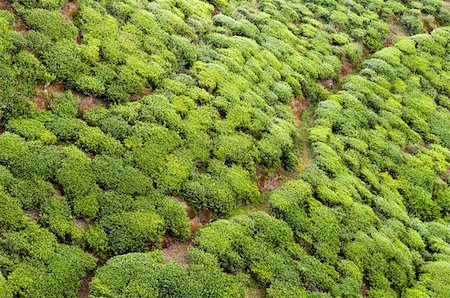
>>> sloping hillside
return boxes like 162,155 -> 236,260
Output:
0,0 -> 449,297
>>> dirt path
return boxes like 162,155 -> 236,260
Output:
78,273 -> 93,298
161,197 -> 214,263
297,112 -> 314,175
60,1 -> 80,21
0,1 -> 12,11
162,236 -> 192,264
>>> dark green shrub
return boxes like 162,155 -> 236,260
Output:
39,199 -> 82,242
151,196 -> 190,240
7,118 -> 57,144
13,0 -> 65,9
49,92 -> 79,118
92,154 -> 151,196
8,176 -> 53,209
43,41 -> 86,82
56,146 -> 97,198
101,211 -> 164,254
22,9 -> 78,41
73,193 -> 99,218
0,191 -> 26,231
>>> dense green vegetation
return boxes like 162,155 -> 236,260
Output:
0,0 -> 449,297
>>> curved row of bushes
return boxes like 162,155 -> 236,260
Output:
0,0 -> 449,297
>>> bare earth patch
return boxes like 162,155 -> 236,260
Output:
162,235 -> 192,264
245,287 -> 263,298
319,78 -> 336,90
291,97 -> 309,126
78,273 -> 93,298
129,87 -> 153,102
26,209 -> 39,222
53,184 -> 64,199
256,98 -> 313,192
75,218 -> 89,230
190,209 -> 214,234
172,196 -> 197,219
161,197 -> 216,265
297,114 -> 314,175
340,59 -> 359,77
256,166 -> 286,192
360,283 -> 369,296
0,1 -> 12,11
384,19 -> 406,47
77,94 -> 108,117
421,14 -> 439,33
34,83 -> 66,111
60,0 -> 80,20
13,16 -> 27,33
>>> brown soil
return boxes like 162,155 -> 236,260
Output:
172,195 -> 214,231
0,1 -> 26,32
319,78 -> 336,90
297,115 -> 314,175
245,287 -> 263,298
421,14 -> 439,33
13,17 -> 27,33
26,209 -> 39,222
0,110 -> 4,131
34,83 -> 66,111
360,283 -> 369,296
77,95 -> 108,117
129,87 -> 153,102
291,98 -> 314,176
438,166 -> 450,181
0,1 -> 12,11
75,218 -> 89,230
291,98 -> 309,126
213,5 -> 220,15
208,0 -> 221,15
54,185 -> 64,199
76,34 -> 83,44
251,200 -> 269,212
256,166 -> 286,192
60,1 -> 80,20
162,235 -> 192,264
384,19 -> 406,47
161,197 -> 216,265
251,0 -> 260,10
190,209 -> 214,234
172,196 -> 197,219
78,273 -> 93,298
340,59 -> 359,77
256,98 -> 313,192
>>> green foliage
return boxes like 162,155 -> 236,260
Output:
0,0 -> 449,296
8,176 -> 53,209
40,198 -> 82,242
0,191 -> 26,231
56,146 -> 97,198
13,0 -> 65,10
85,225 -> 109,253
90,251 -> 244,298
73,193 -> 99,218
152,196 -> 190,240
49,92 -> 79,118
0,273 -> 13,298
3,223 -> 96,298
22,9 -> 78,41
92,154 -> 151,195
100,211 -> 164,254
7,118 -> 56,144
